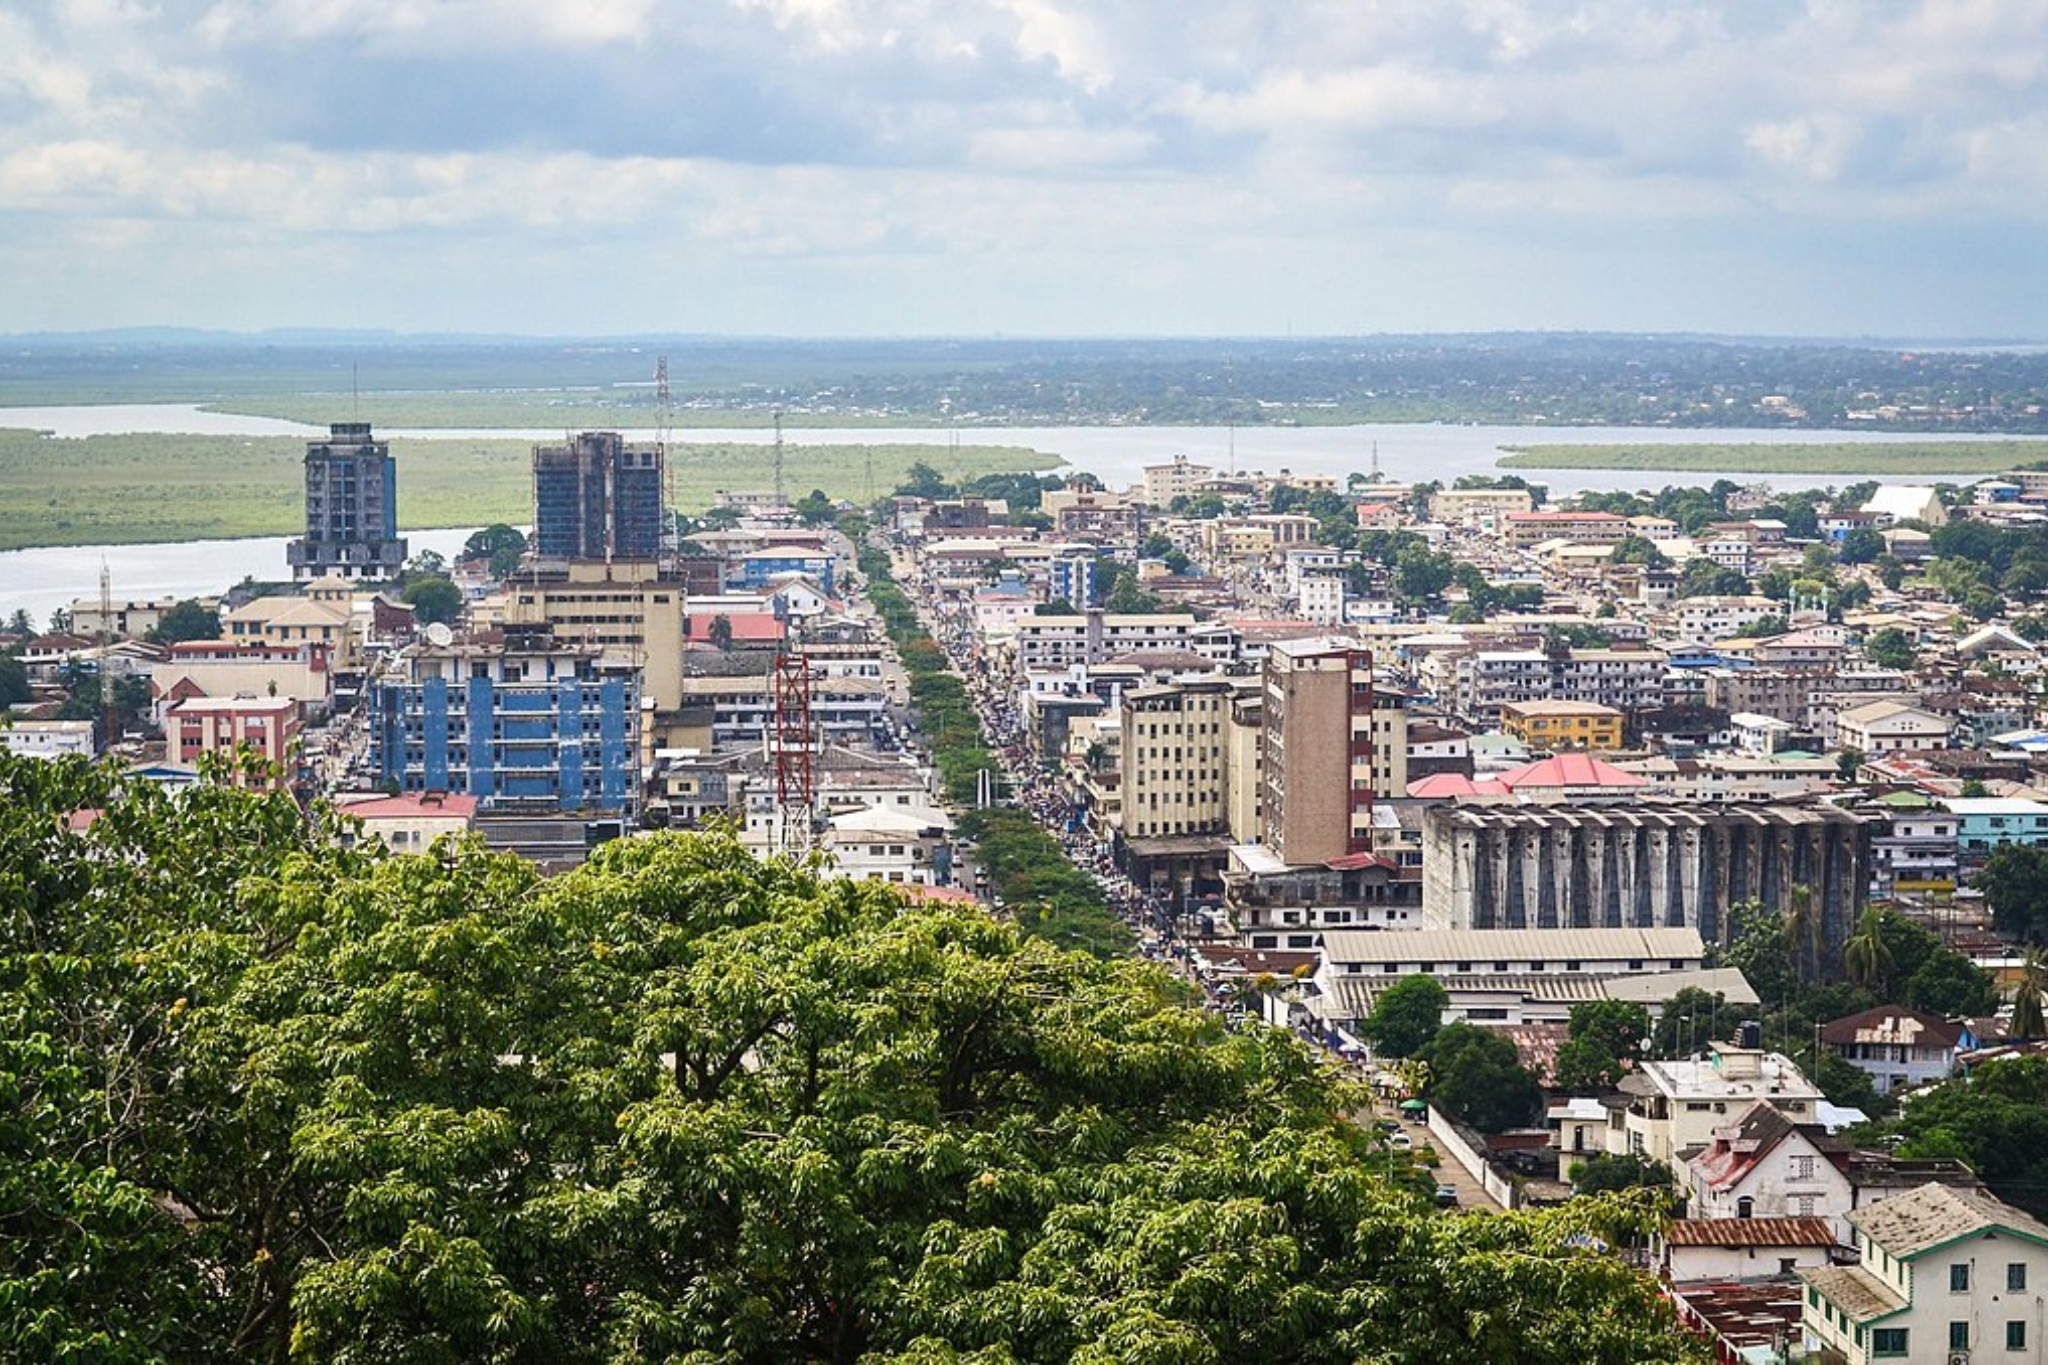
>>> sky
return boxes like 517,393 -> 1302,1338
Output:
3,0 -> 2047,339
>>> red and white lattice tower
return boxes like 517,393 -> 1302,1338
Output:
769,645 -> 815,855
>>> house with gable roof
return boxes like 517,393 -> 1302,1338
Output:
1801,1183 -> 2048,1364
1688,1098 -> 1854,1236
1819,1006 -> 1974,1097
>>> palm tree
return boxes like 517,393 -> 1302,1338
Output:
1842,908 -> 1896,995
1781,884 -> 1824,986
2012,949 -> 2048,1041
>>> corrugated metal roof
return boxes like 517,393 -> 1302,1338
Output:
1851,1182 -> 2048,1258
1319,926 -> 1704,964
1798,1265 -> 1905,1324
1666,1217 -> 1835,1247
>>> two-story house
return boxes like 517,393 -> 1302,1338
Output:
1615,1043 -> 1825,1178
1819,1006 -> 1974,1097
1689,1099 -> 1854,1235
1801,1183 -> 2048,1363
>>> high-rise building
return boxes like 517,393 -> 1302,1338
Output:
1259,638 -> 1407,865
286,423 -> 407,581
367,624 -> 639,814
532,432 -> 665,562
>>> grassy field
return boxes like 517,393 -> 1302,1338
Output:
1496,441 -> 2048,474
0,428 -> 1056,551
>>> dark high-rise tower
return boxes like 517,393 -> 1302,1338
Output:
286,422 -> 407,581
531,432 -> 665,562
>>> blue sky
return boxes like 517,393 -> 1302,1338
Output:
3,0 -> 2045,338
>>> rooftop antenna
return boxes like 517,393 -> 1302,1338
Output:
772,409 -> 786,508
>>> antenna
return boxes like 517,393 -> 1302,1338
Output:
352,361 -> 360,420
772,408 -> 786,508
1224,354 -> 1237,477
655,355 -> 674,548
98,559 -> 116,752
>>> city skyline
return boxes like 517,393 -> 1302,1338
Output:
4,1 -> 2047,340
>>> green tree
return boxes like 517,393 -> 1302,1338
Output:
897,460 -> 954,499
1608,535 -> 1670,569
400,574 -> 464,626
1862,626 -> 1916,670
707,613 -> 735,652
1814,1049 -> 1885,1116
0,652 -> 28,707
2012,950 -> 2048,1041
1650,988 -> 1731,1059
1837,526 -> 1886,564
6,607 -> 31,635
460,522 -> 526,563
1361,975 -> 1448,1058
1393,545 -> 1457,604
0,754 -> 1707,1362
143,597 -> 221,646
1553,1000 -> 1651,1092
1979,844 -> 2048,944
794,488 -> 837,526
1569,1153 -> 1676,1204
1842,907 -> 1897,992
1421,1022 -> 1544,1133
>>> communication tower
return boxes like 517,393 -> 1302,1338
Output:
655,355 -> 674,545
769,642 -> 815,855
772,408 -> 786,509
98,561 -> 116,750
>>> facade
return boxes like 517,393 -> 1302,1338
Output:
1449,646 -> 1666,725
1687,1100 -> 1854,1231
165,695 -> 303,785
822,803 -> 953,885
1500,698 -> 1625,751
1801,1184 -> 2048,1365
1119,678 -> 1234,841
67,597 -> 182,640
1140,455 -> 1213,507
286,423 -> 407,581
367,626 -> 639,813
1421,802 -> 1870,949
1260,638 -> 1406,865
1819,1007 -> 1970,1096
1500,509 -> 1631,548
1428,486 -> 1534,529
532,431 -> 665,562
1615,1045 -> 1825,1176
0,718 -> 97,759
1012,612 -> 1200,671
337,792 -> 479,853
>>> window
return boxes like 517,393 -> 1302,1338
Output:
2009,1262 -> 2028,1292
1951,1322 -> 1970,1351
1870,1327 -> 1907,1356
2005,1321 -> 2028,1351
1952,1263 -> 1971,1293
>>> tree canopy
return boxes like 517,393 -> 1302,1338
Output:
144,597 -> 222,646
1360,975 -> 1447,1058
0,750 -> 1706,1362
1420,1022 -> 1544,1134
1978,844 -> 2048,944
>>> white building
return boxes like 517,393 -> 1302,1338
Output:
822,803 -> 954,886
1687,1099 -> 1854,1233
1613,1044 -> 1824,1177
1836,699 -> 1952,755
1802,1184 -> 2048,1364
0,718 -> 98,760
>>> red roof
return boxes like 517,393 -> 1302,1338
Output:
1406,773 -> 1509,799
341,793 -> 479,821
1503,510 -> 1627,523
1497,754 -> 1645,790
1665,1217 -> 1835,1247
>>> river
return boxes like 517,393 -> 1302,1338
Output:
0,402 -> 2020,627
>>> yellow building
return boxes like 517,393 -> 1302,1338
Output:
1500,699 -> 1626,752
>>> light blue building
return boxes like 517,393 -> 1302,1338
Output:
729,549 -> 835,593
1946,796 -> 2048,868
369,626 -> 638,814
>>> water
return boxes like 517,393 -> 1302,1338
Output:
0,402 -> 2027,627
0,527 -> 479,629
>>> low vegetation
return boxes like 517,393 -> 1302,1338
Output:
0,427 -> 1054,551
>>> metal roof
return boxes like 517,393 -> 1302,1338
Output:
1319,926 -> 1704,965
1850,1182 -> 2048,1258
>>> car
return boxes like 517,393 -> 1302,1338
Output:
1385,1132 -> 1413,1152
1372,1118 -> 1401,1134
1433,1184 -> 1459,1208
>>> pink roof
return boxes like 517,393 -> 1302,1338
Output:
683,613 -> 786,643
342,793 -> 479,821
1497,754 -> 1645,789
1405,773 -> 1510,799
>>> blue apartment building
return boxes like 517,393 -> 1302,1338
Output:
369,626 -> 638,814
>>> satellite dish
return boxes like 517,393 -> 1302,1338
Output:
425,622 -> 454,647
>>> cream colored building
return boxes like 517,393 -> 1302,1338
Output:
1140,455 -> 1214,507
1120,677 -> 1234,840
1427,486 -> 1534,529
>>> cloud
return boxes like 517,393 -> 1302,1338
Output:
3,0 -> 2048,336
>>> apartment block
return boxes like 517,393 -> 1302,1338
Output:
286,422 -> 407,581
1260,638 -> 1406,865
532,431 -> 665,562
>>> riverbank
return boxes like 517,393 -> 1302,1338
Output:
1497,440 -> 2048,474
0,427 -> 1054,552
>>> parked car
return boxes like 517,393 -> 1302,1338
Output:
1386,1132 -> 1413,1152
1433,1184 -> 1459,1208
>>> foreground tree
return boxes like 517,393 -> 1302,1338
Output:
0,751 -> 1706,1363
1421,1022 -> 1544,1133
1361,974 -> 1448,1058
